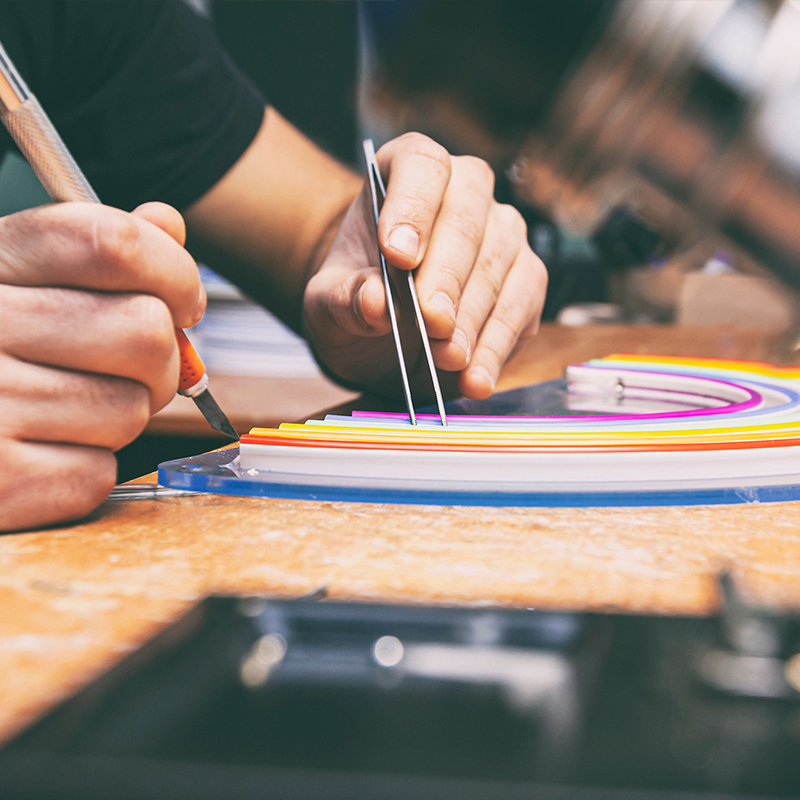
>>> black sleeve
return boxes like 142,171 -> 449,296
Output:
0,0 -> 266,211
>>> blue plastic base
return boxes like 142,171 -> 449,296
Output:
158,447 -> 800,507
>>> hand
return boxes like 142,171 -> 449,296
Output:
303,132 -> 547,402
0,201 -> 204,532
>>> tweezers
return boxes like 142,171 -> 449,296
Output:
362,139 -> 448,427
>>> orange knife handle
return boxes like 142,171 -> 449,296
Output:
175,328 -> 208,397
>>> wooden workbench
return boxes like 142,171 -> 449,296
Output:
2,323 -> 800,745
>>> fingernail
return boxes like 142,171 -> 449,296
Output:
452,328 -> 470,361
387,224 -> 420,261
429,291 -> 456,324
470,365 -> 495,392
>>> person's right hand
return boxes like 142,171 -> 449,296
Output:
0,201 -> 204,532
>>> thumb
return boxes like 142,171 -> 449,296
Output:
130,202 -> 205,324
305,263 -> 389,344
131,202 -> 187,247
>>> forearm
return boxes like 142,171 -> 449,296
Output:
183,107 -> 362,332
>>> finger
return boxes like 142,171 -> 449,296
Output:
0,439 -> 117,532
0,354 -> 152,450
412,156 -> 495,339
131,201 -> 187,246
0,285 -> 181,411
375,133 -> 452,270
459,248 -> 548,400
430,203 -> 526,371
0,203 -> 203,328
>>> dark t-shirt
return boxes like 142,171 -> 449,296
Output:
0,0 -> 265,211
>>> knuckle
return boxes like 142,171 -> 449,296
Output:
535,257 -> 549,293
0,449 -> 20,508
399,133 -> 451,175
73,452 -> 117,514
518,315 -> 541,343
0,206 -> 43,260
475,253 -> 505,298
127,295 -> 175,361
0,357 -> 50,408
418,142 -> 451,175
332,282 -> 358,329
431,261 -> 464,297
478,335 -> 507,367
320,271 -> 368,335
330,272 -> 356,315
452,299 -> 483,337
90,211 -> 142,271
113,383 -> 151,448
493,307 -> 520,341
491,296 -> 529,343
523,248 -> 549,292
395,131 -> 426,148
458,155 -> 495,190
496,203 -> 527,238
0,284 -> 26,326
302,273 -> 323,316
80,376 -> 152,450
396,189 -> 438,225
0,444 -> 117,531
303,270 -> 336,331
449,208 -> 485,251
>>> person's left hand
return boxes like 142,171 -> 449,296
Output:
303,132 -> 547,402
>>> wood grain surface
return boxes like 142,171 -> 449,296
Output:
1,322 -> 798,744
